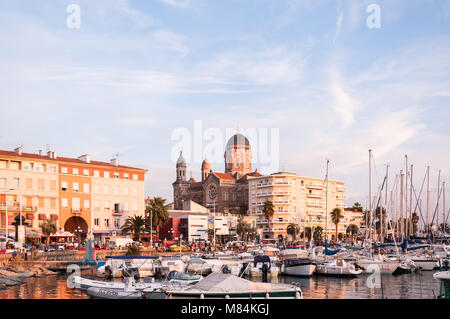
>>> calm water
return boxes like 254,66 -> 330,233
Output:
0,270 -> 441,299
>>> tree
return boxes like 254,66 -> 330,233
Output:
40,219 -> 57,247
237,221 -> 250,241
301,227 -> 312,241
313,227 -> 323,242
439,223 -> 450,234
286,223 -> 300,241
247,227 -> 258,241
121,215 -> 146,241
262,200 -> 275,239
346,224 -> 359,242
351,202 -> 363,212
330,208 -> 344,241
146,197 -> 169,240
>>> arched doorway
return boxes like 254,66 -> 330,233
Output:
64,216 -> 89,241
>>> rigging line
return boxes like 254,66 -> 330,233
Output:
430,186 -> 444,226
411,170 -> 428,228
371,154 -> 382,191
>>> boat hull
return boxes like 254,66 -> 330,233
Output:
282,264 -> 316,277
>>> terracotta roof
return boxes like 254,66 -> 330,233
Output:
238,171 -> 263,182
189,182 -> 203,189
0,150 -> 147,171
213,172 -> 235,181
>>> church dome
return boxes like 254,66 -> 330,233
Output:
226,133 -> 250,150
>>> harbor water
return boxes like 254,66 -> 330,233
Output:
0,269 -> 441,299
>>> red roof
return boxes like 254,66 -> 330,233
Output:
0,150 -> 146,171
238,171 -> 263,181
213,172 -> 235,181
189,182 -> 203,189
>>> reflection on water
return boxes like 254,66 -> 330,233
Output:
0,270 -> 441,299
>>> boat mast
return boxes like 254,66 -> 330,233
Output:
325,159 -> 329,243
427,166 -> 430,238
369,150 -> 372,243
410,164 -> 414,237
437,170 -> 441,237
383,165 -> 389,243
405,155 -> 409,239
443,182 -> 446,236
400,170 -> 404,241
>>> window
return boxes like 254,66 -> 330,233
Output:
94,200 -> 100,210
61,167 -> 68,174
22,162 -> 32,171
0,160 -> 7,169
61,198 -> 68,208
133,174 -> 138,180
51,198 -> 56,209
0,178 -> 6,188
133,203 -> 138,211
94,184 -> 99,194
26,178 -> 33,189
104,171 -> 110,178
132,188 -> 138,197
9,161 -> 19,170
124,173 -> 129,180
73,168 -> 79,175
38,179 -> 45,191
50,180 -> 56,191
83,183 -> 89,194
13,177 -> 20,189
38,197 -> 44,208
104,219 -> 110,227
34,164 -> 42,172
83,169 -> 89,176
94,218 -> 100,226
49,165 -> 57,173
26,196 -> 33,208
114,172 -> 119,179
61,181 -> 68,192
94,170 -> 100,178
73,182 -> 79,192
72,198 -> 80,210
84,200 -> 90,209
104,201 -> 110,209
114,219 -> 120,229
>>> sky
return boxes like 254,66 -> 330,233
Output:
0,0 -> 449,218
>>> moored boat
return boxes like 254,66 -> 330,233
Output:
281,258 -> 316,277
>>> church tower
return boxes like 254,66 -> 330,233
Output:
224,133 -> 252,179
172,151 -> 189,210
201,157 -> 211,181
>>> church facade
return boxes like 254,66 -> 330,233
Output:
172,133 -> 262,215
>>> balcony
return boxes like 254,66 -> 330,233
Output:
307,193 -> 322,199
307,183 -> 324,190
113,209 -> 129,216
336,186 -> 347,192
307,202 -> 324,208
0,204 -> 37,212
71,208 -> 83,214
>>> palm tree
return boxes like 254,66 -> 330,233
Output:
330,208 -> 344,241
286,223 -> 300,241
237,221 -> 250,241
146,197 -> 169,240
351,202 -> 363,212
247,227 -> 258,241
121,215 -> 146,241
313,226 -> 323,242
301,227 -> 312,241
40,219 -> 57,247
346,224 -> 359,242
262,200 -> 275,239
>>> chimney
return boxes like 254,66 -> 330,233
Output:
110,158 -> 119,167
14,146 -> 22,156
38,150 -> 42,156
78,154 -> 91,163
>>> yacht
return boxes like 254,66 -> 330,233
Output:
281,258 -> 316,277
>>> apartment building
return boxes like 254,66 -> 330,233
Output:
0,148 -> 59,234
248,172 -> 348,240
0,147 -> 147,242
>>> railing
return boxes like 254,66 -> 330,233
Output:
307,193 -> 322,199
307,183 -> 324,190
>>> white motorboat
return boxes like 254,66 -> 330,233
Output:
410,256 -> 439,271
357,254 -> 400,275
154,256 -> 185,276
316,258 -> 363,277
163,273 -> 302,299
96,259 -> 126,278
248,255 -> 280,278
392,258 -> 417,276
185,258 -> 213,275
281,258 -> 316,277
433,271 -> 450,299
72,275 -> 163,291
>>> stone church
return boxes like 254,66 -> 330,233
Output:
172,133 -> 262,215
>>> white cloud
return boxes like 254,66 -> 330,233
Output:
161,0 -> 191,8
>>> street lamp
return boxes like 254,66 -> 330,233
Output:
1,188 -> 15,239
74,226 -> 82,250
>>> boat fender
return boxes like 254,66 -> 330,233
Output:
265,292 -> 270,299
200,293 -> 204,299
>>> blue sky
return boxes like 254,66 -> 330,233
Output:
0,0 -> 449,214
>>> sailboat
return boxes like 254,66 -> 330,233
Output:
315,160 -> 363,277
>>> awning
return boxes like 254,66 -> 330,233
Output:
38,214 -> 47,220
26,214 -> 34,220
50,214 -> 58,220
50,230 -> 75,237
